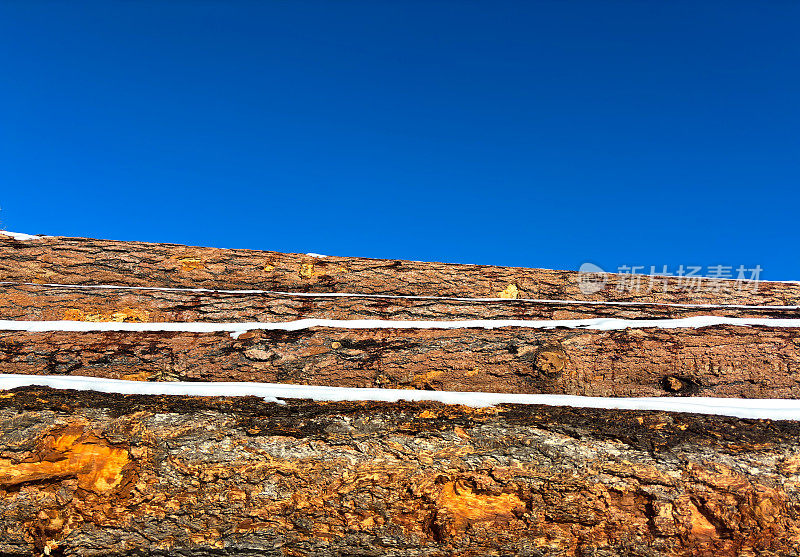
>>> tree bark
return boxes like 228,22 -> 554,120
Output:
1,235 -> 794,305
3,283 -> 800,324
3,235 -> 800,556
1,325 -> 799,398
0,387 -> 798,557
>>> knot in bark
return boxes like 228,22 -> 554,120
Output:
533,343 -> 567,378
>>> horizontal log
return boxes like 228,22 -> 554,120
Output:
1,235 -> 797,304
4,283 -> 800,323
1,387 -> 798,556
2,325 -> 799,398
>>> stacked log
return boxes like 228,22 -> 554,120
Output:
2,233 -> 800,556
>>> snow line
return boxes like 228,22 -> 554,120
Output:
1,374 -> 798,420
1,316 -> 800,337
0,230 -> 43,241
0,280 -> 795,310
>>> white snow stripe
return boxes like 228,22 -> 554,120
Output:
0,231 -> 43,241
1,316 -> 800,336
1,374 -> 799,420
0,281 -> 794,310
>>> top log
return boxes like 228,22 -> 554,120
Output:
1,234 -> 798,304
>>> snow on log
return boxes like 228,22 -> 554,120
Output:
1,324 -> 799,398
3,234 -> 800,556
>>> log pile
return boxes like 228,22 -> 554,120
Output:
2,233 -> 800,556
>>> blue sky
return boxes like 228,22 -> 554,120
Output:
1,1 -> 798,279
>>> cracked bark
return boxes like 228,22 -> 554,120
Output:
1,324 -> 799,398
1,235 -> 795,304
2,235 -> 800,556
3,283 -> 800,324
0,388 -> 798,557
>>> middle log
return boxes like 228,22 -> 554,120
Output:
0,324 -> 798,398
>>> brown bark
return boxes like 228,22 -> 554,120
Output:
3,234 -> 799,556
1,235 -> 795,304
1,387 -> 798,557
3,283 -> 800,324
2,325 -> 799,398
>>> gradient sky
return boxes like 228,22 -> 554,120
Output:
1,1 -> 798,279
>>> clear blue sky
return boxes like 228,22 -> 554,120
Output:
1,1 -> 798,279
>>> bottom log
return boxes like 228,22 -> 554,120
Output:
1,389 -> 799,556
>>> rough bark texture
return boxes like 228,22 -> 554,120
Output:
3,234 -> 800,556
4,283 -> 800,324
1,325 -> 800,398
1,235 -> 796,304
2,387 -> 800,557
